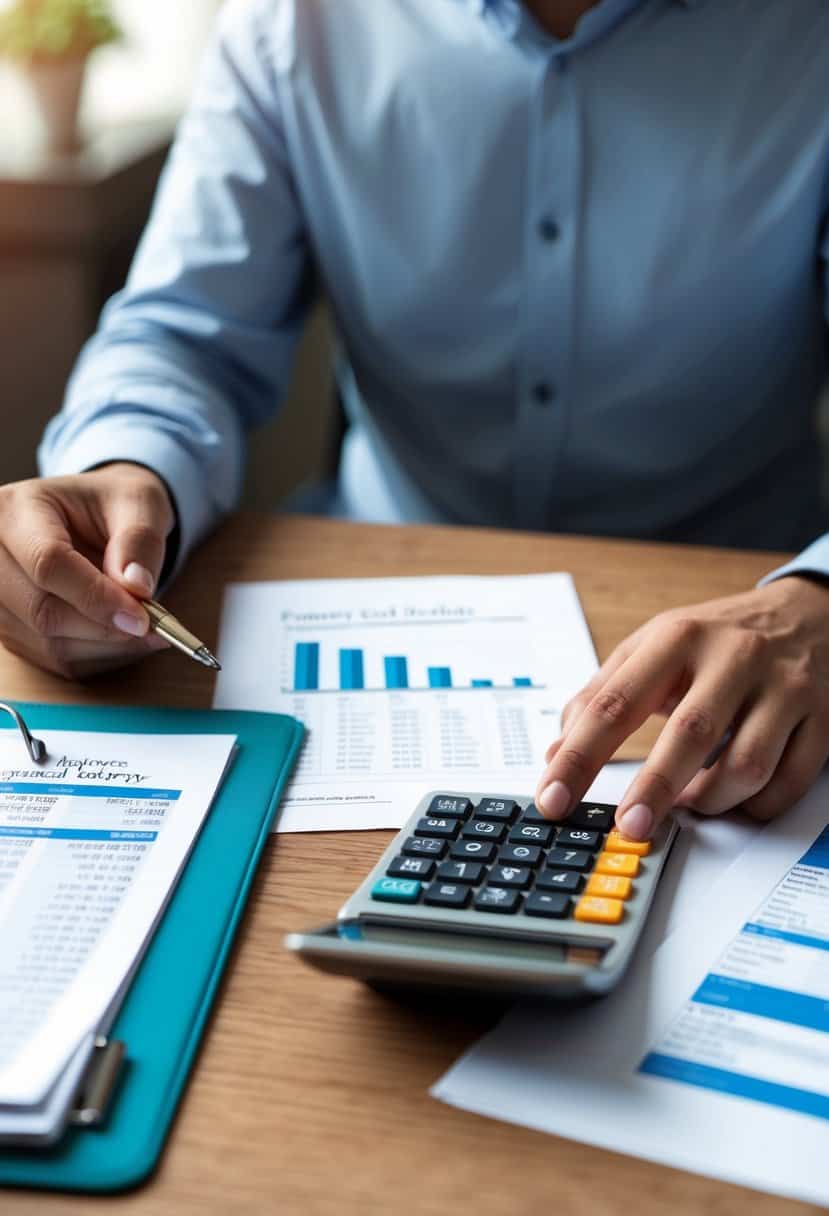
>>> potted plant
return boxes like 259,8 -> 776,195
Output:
0,0 -> 121,155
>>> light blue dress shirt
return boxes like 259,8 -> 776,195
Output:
39,0 -> 829,581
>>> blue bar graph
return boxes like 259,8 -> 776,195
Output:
290,642 -> 539,692
384,657 -> 409,689
428,667 -> 452,688
339,648 -> 365,690
294,642 -> 320,691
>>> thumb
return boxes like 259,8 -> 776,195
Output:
100,479 -> 173,599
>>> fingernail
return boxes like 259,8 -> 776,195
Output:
123,562 -> 154,596
538,780 -> 571,820
113,611 -> 147,638
617,803 -> 654,841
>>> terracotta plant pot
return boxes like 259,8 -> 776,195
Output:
23,56 -> 87,156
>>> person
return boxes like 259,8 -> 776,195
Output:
1,0 -> 828,841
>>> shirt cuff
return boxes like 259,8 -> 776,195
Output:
758,535 -> 829,587
39,419 -> 214,582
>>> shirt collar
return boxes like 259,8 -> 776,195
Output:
469,0 -> 704,48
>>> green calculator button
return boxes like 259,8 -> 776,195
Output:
371,877 -> 422,903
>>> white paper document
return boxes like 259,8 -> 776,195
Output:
434,779 -> 829,1207
214,575 -> 598,832
0,729 -> 235,1134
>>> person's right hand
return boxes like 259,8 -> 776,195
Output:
0,463 -> 176,679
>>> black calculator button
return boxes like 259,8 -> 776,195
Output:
474,886 -> 521,914
462,820 -> 508,843
569,802 -> 615,831
387,855 -> 436,880
428,795 -> 473,819
424,882 -> 472,909
535,868 -> 583,893
475,798 -> 519,823
508,822 -> 555,847
557,828 -> 602,850
518,804 -> 549,824
488,864 -> 532,889
436,860 -> 486,884
415,816 -> 461,839
450,839 -> 498,863
547,847 -> 594,872
525,891 -> 571,919
498,843 -> 543,868
402,836 -> 448,859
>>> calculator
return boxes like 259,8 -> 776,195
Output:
286,791 -> 679,1001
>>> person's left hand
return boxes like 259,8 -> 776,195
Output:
534,575 -> 829,841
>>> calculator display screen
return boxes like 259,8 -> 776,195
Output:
336,920 -> 607,967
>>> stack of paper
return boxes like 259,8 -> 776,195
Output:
0,729 -> 236,1145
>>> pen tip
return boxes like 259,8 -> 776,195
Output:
196,647 -> 222,671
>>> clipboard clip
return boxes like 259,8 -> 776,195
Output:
0,702 -> 46,764
71,1036 -> 126,1128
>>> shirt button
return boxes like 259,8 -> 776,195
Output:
532,382 -> 556,406
538,216 -> 560,243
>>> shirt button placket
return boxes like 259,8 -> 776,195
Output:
514,50 -> 580,531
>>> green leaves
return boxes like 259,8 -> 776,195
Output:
0,0 -> 121,63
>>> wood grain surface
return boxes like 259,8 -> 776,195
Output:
2,515 -> 817,1216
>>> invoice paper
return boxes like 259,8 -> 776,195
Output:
214,575 -> 598,832
433,779 -> 829,1207
0,729 -> 236,1114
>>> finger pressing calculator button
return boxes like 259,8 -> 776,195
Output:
508,822 -> 555,847
415,816 -> 461,839
498,843 -> 543,867
574,895 -> 624,924
595,851 -> 640,877
535,868 -> 583,893
437,860 -> 486,884
371,877 -> 422,903
428,795 -> 473,819
546,847 -> 594,872
462,820 -> 508,843
604,830 -> 652,856
424,881 -> 472,909
450,839 -> 498,863
387,855 -> 436,880
524,891 -> 571,919
568,802 -> 615,831
476,798 -> 519,823
585,873 -> 632,900
557,828 -> 602,850
474,886 -> 521,914
488,864 -> 532,889
402,836 -> 448,859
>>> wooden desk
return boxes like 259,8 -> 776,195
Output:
2,515 -> 817,1216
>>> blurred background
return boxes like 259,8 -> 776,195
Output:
0,0 -> 334,509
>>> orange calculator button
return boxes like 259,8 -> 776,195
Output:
595,851 -> 640,878
585,873 -> 632,900
604,830 -> 651,856
574,895 -> 624,925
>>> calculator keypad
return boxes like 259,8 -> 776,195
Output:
373,797 -> 645,926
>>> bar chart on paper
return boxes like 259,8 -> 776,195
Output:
214,575 -> 598,832
291,640 -> 541,693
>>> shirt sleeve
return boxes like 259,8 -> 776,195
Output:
760,199 -> 829,587
38,0 -> 311,572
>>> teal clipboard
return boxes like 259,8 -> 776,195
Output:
0,702 -> 304,1193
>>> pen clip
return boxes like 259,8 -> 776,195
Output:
0,702 -> 47,764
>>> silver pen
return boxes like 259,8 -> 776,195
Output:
143,599 -> 221,671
